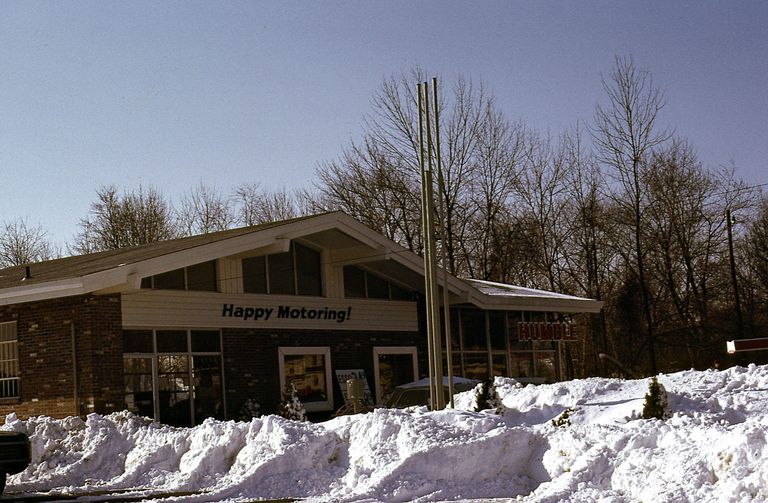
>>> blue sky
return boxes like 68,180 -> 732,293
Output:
1,1 -> 767,245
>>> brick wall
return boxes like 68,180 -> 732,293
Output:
223,328 -> 424,420
0,294 -> 124,421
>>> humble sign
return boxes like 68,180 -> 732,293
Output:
518,321 -> 576,341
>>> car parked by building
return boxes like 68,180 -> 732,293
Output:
0,431 -> 31,495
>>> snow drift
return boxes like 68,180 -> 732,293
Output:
4,364 -> 768,502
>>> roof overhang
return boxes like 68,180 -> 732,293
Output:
0,212 -> 603,314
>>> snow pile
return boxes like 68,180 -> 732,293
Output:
4,364 -> 768,502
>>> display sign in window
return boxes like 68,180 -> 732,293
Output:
278,347 -> 333,412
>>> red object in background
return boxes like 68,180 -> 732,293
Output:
726,338 -> 768,353
518,322 -> 577,341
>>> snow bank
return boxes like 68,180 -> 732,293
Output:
4,364 -> 768,502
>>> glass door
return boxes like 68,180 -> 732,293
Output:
158,355 -> 191,426
124,356 -> 155,418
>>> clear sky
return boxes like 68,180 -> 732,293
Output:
1,1 -> 767,245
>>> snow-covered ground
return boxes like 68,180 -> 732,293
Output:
4,364 -> 768,502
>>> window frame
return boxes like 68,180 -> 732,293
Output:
372,346 -> 418,406
0,321 -> 20,400
342,265 -> 413,301
242,241 -> 324,297
142,260 -> 218,292
277,346 -> 333,412
122,328 -> 225,425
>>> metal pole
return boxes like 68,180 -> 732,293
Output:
423,82 -> 445,410
433,77 -> 455,407
418,83 -> 437,409
726,208 -> 744,339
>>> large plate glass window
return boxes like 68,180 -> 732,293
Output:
242,242 -> 322,296
124,357 -> 154,417
141,261 -> 217,292
122,329 -> 224,426
343,266 -> 413,300
278,347 -> 333,412
373,347 -> 418,405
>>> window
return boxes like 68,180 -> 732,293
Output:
141,261 -> 217,292
242,255 -> 267,294
242,242 -> 322,296
507,311 -> 567,383
278,347 -> 333,412
0,322 -> 19,399
460,308 -> 486,351
343,266 -> 366,298
373,347 -> 418,406
123,329 -> 224,426
343,266 -> 413,300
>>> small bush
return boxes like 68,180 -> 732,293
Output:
642,376 -> 669,420
239,398 -> 261,421
473,378 -> 504,414
277,383 -> 307,421
552,407 -> 576,427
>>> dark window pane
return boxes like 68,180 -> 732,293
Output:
450,309 -> 461,350
343,266 -> 366,298
377,352 -> 415,404
187,261 -> 217,291
533,340 -> 556,350
242,256 -> 267,294
390,282 -> 411,300
192,355 -> 223,423
158,355 -> 191,426
124,357 -> 154,418
123,330 -> 154,353
191,330 -> 221,352
489,311 -> 506,350
156,330 -> 188,352
366,272 -> 389,299
535,352 -> 557,382
492,353 -> 508,376
439,308 -> 461,350
140,277 -> 152,289
153,268 -> 185,290
295,243 -> 322,296
508,311 -> 530,350
268,252 -> 295,295
510,352 -> 534,378
461,309 -> 486,350
463,353 -> 489,380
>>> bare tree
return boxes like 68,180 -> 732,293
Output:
463,103 -> 524,280
233,182 -> 305,226
177,182 -> 235,235
642,141 -> 729,367
591,55 -> 672,375
72,185 -> 178,253
317,70 -> 516,278
744,195 -> 768,332
317,139 -> 422,250
0,218 -> 56,267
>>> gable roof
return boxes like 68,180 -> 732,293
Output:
0,211 -> 603,313
0,215 -> 314,290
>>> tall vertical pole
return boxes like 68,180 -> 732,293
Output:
423,82 -> 445,410
726,208 -> 744,339
433,77 -> 455,407
417,83 -> 437,409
